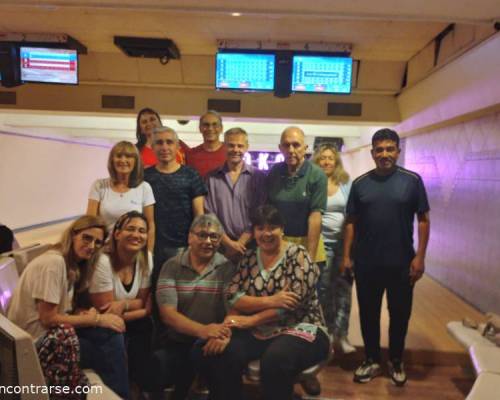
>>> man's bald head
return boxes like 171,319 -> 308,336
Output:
280,126 -> 305,143
279,126 -> 308,172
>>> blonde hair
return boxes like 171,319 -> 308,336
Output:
312,144 -> 350,185
106,211 -> 149,278
107,141 -> 144,188
51,215 -> 107,294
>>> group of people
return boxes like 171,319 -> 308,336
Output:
6,107 -> 430,400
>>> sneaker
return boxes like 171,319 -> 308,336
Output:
353,359 -> 382,383
388,359 -> 407,386
299,375 -> 321,396
338,336 -> 356,354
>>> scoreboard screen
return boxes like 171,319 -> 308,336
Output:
292,55 -> 352,94
20,47 -> 78,85
216,52 -> 275,91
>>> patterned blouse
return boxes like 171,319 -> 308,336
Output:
226,243 -> 326,342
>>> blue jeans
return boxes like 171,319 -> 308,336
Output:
318,240 -> 353,337
77,327 -> 129,399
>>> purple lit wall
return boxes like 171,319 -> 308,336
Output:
245,151 -> 285,171
403,111 -> 500,313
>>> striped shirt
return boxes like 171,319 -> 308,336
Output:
156,249 -> 235,343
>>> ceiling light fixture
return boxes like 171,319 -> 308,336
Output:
231,12 -> 242,17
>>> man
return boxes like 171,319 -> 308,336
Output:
265,126 -> 327,395
144,126 -> 207,286
205,127 -> 266,261
266,126 -> 327,263
343,128 -> 430,386
186,110 -> 227,178
153,214 -> 235,399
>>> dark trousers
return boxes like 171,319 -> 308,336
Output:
355,265 -> 414,362
147,340 -> 196,400
125,317 -> 153,390
77,327 -> 129,399
192,329 -> 329,400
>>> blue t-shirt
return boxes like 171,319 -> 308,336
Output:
346,167 -> 430,268
145,165 -> 207,249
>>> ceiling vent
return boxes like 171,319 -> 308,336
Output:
0,91 -> 16,104
114,36 -> 180,64
207,99 -> 241,113
327,102 -> 362,117
102,95 -> 135,110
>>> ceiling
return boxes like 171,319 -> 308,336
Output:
0,0 -> 498,149
2,0 -> 498,60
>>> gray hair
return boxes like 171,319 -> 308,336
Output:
224,127 -> 248,143
199,110 -> 223,126
153,125 -> 179,143
190,214 -> 224,235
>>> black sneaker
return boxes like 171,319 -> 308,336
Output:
299,375 -> 321,396
388,359 -> 407,386
353,359 -> 382,383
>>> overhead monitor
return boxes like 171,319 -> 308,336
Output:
20,47 -> 78,85
292,55 -> 352,94
215,52 -> 275,91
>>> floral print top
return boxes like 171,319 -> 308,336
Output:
226,243 -> 326,342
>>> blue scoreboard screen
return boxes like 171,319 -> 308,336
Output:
216,52 -> 275,91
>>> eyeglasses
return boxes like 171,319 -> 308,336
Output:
81,233 -> 104,248
191,231 -> 221,242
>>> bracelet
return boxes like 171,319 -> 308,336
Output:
95,313 -> 101,327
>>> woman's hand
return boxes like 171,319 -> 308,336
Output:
224,315 -> 256,330
145,294 -> 152,315
100,300 -> 126,316
268,284 -> 300,310
202,337 -> 230,356
98,313 -> 126,333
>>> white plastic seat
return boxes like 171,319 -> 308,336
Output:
446,321 -> 495,349
469,344 -> 500,375
466,372 -> 500,400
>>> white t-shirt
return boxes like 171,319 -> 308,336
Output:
7,250 -> 74,340
88,178 -> 155,231
89,253 -> 153,300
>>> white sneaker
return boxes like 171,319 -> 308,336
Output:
353,359 -> 382,383
339,336 -> 356,354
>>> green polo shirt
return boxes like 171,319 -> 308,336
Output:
266,160 -> 327,237
156,249 -> 235,343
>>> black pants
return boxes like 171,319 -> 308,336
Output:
147,340 -> 196,400
192,329 -> 329,400
355,265 -> 413,362
126,317 -> 153,390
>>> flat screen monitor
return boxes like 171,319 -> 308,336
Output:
20,47 -> 78,85
216,52 -> 275,91
292,55 -> 352,94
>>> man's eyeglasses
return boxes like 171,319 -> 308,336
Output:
191,231 -> 221,242
81,233 -> 104,248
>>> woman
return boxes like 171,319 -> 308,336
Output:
195,205 -> 329,400
313,144 -> 355,353
89,211 -> 153,391
87,140 -> 155,251
7,216 -> 129,399
135,107 -> 188,167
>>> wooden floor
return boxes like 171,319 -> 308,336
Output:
18,223 -> 484,399
298,363 -> 474,400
